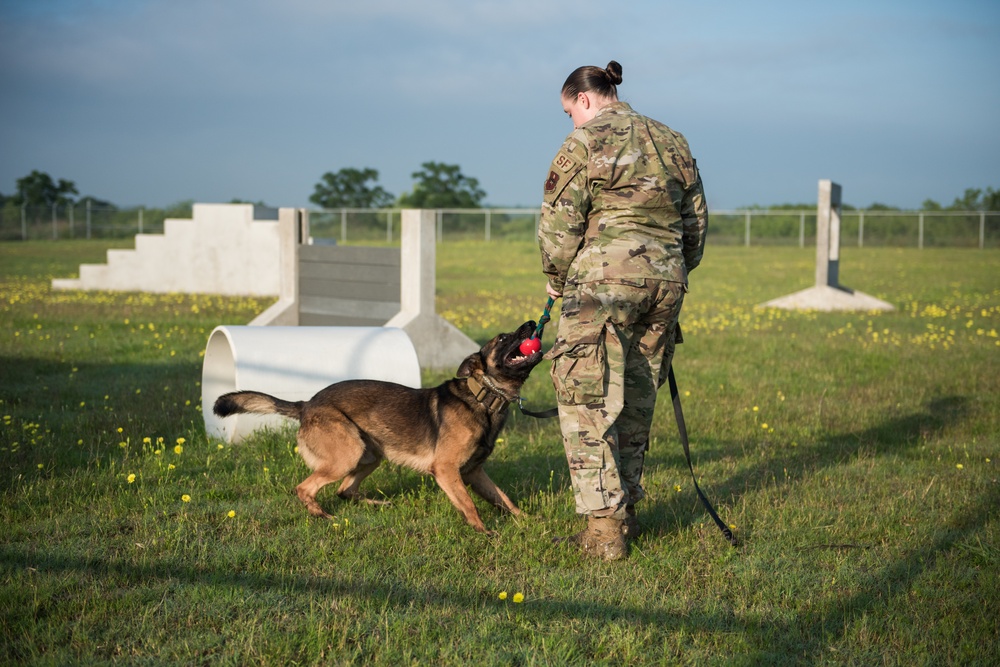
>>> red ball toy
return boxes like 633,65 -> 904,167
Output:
519,336 -> 542,355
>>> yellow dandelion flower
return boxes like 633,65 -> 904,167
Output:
143,437 -> 151,444
174,445 -> 183,454
761,423 -> 769,430
498,591 -> 508,600
956,464 -> 964,470
227,510 -> 236,518
217,444 -> 224,450
127,473 -> 136,484
513,593 -> 524,604
168,464 -> 175,470
176,437 -> 186,445
752,406 -> 759,412
117,427 -> 123,434
674,484 -> 682,493
181,494 -> 191,502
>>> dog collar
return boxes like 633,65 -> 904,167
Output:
465,375 -> 517,414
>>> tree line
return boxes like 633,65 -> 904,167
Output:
0,162 -> 488,212
1,166 -> 996,212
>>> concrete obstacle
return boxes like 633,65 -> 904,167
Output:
202,325 -> 420,443
761,180 -> 895,312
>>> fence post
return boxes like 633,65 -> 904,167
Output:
744,210 -> 751,247
981,212 -> 985,250
436,210 -> 443,243
86,200 -> 92,239
485,209 -> 491,242
340,208 -> 347,244
858,211 -> 864,248
799,212 -> 805,248
68,203 -> 74,238
386,209 -> 392,244
918,212 -> 923,249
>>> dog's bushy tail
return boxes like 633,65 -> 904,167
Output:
213,391 -> 303,421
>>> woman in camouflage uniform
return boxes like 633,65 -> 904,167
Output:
539,60 -> 709,561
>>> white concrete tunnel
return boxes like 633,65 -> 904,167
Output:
202,326 -> 421,443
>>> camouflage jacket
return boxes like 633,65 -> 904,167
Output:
538,102 -> 708,293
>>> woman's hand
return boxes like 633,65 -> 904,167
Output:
546,281 -> 563,299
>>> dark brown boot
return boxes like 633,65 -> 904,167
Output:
557,516 -> 627,561
621,505 -> 641,541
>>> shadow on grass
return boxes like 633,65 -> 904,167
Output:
632,393 -> 990,661
642,395 -> 971,542
1,484 -> 996,662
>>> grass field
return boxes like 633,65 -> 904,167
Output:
1,239 -> 998,666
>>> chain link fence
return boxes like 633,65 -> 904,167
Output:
0,202 -> 180,241
3,203 -> 998,248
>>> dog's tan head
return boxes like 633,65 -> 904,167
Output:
457,320 -> 544,391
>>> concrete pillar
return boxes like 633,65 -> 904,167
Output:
815,179 -> 842,288
385,210 -> 479,370
249,207 -> 303,326
759,180 -> 893,312
398,209 -> 436,318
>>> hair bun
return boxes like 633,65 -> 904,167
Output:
605,60 -> 623,85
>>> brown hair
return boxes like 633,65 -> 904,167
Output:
561,60 -> 623,100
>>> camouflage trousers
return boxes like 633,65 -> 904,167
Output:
546,279 -> 685,519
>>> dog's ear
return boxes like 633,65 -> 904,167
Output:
456,354 -> 481,378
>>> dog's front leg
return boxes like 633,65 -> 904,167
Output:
432,466 -> 490,533
464,467 -> 522,517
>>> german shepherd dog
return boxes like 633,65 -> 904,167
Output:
213,321 -> 544,533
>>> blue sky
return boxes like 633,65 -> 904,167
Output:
1,0 -> 998,210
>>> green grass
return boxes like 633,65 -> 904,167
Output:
1,239 -> 998,666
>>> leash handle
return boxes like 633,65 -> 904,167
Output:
531,296 -> 555,340
668,365 -> 739,547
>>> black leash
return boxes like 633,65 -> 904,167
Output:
518,364 -> 738,547
518,402 -> 559,419
668,365 -> 739,547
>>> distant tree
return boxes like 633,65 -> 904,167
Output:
949,188 -> 983,211
310,168 -> 394,209
14,170 -> 78,207
921,199 -> 943,211
78,195 -> 116,209
946,187 -> 1000,211
866,202 -> 900,211
397,162 -> 486,209
985,187 -> 1000,211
